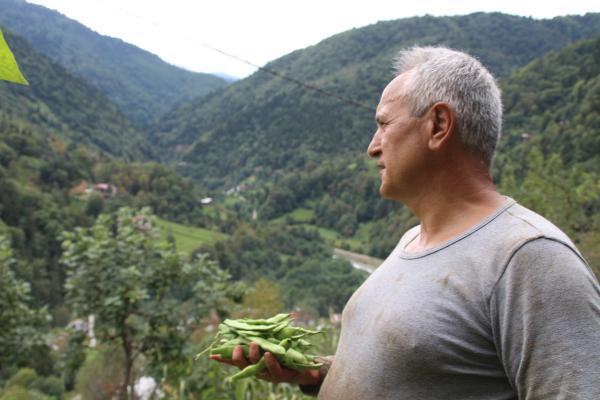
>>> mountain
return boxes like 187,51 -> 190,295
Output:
149,13 -> 600,188
0,30 -> 153,159
498,35 -> 600,172
0,0 -> 228,126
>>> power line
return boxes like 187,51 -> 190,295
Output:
95,0 -> 375,112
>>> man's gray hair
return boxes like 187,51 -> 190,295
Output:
393,46 -> 502,165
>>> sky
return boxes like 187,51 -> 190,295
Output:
27,0 -> 600,78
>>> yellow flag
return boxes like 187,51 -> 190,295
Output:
0,28 -> 29,85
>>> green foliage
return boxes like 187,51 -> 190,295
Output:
0,116 -> 95,307
0,0 -> 227,126
4,369 -> 38,390
499,35 -> 600,172
281,258 -> 366,316
84,193 -> 104,218
239,278 -> 283,319
0,385 -> 49,400
74,347 -> 124,400
2,368 -> 63,400
0,237 -> 50,379
61,207 -> 232,398
61,330 -> 86,391
200,224 -> 366,316
29,376 -> 63,399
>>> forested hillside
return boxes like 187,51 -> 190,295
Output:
0,112 -> 231,310
151,13 -> 600,188
0,0 -> 228,126
499,35 -> 600,172
0,30 -> 152,159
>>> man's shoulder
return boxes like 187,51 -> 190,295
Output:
395,200 -> 576,253
500,202 -> 578,253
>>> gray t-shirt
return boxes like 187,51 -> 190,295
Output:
318,200 -> 600,399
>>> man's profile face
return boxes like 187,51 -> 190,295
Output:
367,73 -> 430,201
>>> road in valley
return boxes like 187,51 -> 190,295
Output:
333,248 -> 383,274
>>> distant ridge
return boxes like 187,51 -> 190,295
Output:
0,0 -> 228,126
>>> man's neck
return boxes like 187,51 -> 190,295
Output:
403,171 -> 506,253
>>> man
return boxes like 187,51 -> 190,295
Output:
212,46 -> 600,399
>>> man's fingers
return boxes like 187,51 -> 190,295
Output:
249,342 -> 261,364
232,345 -> 250,369
209,354 -> 235,366
264,352 -> 286,378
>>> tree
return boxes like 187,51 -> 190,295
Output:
0,236 -> 49,380
239,278 -> 283,319
84,193 -> 104,218
61,207 -> 231,399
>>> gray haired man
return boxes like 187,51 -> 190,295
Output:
214,46 -> 600,399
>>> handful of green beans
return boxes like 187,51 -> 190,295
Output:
198,313 -> 323,382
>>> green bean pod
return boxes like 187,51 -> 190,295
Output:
229,357 -> 266,382
247,336 -> 286,355
223,319 -> 281,331
210,344 -> 249,359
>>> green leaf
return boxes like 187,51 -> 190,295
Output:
0,28 -> 29,85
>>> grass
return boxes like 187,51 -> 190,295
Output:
297,224 -> 363,251
155,218 -> 228,255
271,208 -> 315,224
270,208 -> 370,252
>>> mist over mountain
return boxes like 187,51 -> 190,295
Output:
213,72 -> 240,83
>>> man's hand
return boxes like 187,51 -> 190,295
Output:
209,342 -> 321,386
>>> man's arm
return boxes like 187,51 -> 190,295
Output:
490,238 -> 600,399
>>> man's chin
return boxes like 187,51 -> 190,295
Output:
379,186 -> 394,200
379,183 -> 403,201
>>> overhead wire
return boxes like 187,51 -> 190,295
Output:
94,0 -> 375,112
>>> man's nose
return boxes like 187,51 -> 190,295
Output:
367,130 -> 381,158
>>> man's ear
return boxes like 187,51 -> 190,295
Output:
427,102 -> 455,151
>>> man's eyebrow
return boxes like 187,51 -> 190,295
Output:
375,112 -> 389,123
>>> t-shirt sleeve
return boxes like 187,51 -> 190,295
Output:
490,238 -> 600,400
